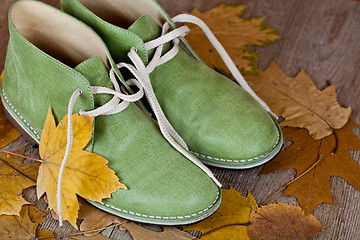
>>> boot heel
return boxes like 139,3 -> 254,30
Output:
2,102 -> 39,147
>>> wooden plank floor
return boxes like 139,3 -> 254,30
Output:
1,0 -> 360,239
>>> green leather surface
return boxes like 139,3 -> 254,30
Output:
2,12 -> 94,138
129,16 -> 280,159
1,0 -> 220,225
60,0 -> 283,168
77,57 -> 220,222
60,0 -> 149,65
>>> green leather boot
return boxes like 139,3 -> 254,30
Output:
60,0 -> 283,169
1,0 -> 221,225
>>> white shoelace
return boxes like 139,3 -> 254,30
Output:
57,13 -> 275,225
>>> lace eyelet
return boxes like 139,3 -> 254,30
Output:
130,47 -> 138,53
77,88 -> 83,95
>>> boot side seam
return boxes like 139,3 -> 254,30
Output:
98,190 -> 220,219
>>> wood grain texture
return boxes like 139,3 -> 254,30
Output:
1,0 -> 360,239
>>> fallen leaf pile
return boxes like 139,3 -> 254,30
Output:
184,188 -> 321,239
0,2 -> 359,239
0,205 -> 46,239
242,60 -> 359,214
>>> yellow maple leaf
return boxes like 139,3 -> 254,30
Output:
183,187 -> 257,240
261,120 -> 360,213
37,109 -> 126,227
246,61 -> 351,139
186,4 -> 280,75
0,148 -> 40,216
0,71 -> 21,148
248,203 -> 321,240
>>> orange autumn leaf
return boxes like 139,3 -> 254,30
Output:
0,205 -> 46,239
186,5 -> 280,75
246,61 -> 351,139
248,203 -> 321,240
183,187 -> 257,239
0,71 -> 21,148
261,120 -> 360,213
0,148 -> 40,215
37,109 -> 126,227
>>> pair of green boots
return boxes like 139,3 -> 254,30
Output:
1,0 -> 283,225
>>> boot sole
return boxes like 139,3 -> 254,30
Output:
1,93 -> 39,146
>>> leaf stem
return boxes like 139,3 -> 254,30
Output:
192,223 -> 251,239
36,221 -> 128,239
331,131 -> 338,154
0,149 -> 43,163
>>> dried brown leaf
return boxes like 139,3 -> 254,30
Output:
186,5 -> 280,75
248,203 -> 321,240
28,204 -> 46,224
247,61 -> 351,139
121,223 -> 194,240
77,198 -> 126,236
261,120 -> 360,212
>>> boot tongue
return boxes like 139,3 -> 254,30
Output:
128,15 -> 162,43
75,56 -> 113,107
128,15 -> 171,57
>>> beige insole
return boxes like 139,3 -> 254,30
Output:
11,0 -> 109,68
78,0 -> 166,28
